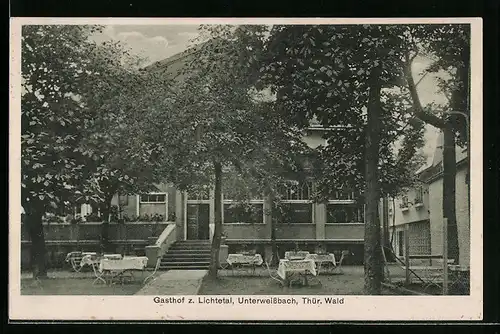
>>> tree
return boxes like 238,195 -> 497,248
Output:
256,25 -> 428,294
75,42 -> 177,250
21,25 -> 104,278
400,24 -> 470,265
145,25 -> 309,278
21,25 -> 176,276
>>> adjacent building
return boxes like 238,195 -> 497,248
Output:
389,132 -> 470,266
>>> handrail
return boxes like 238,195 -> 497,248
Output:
209,223 -> 215,241
145,223 -> 177,267
155,223 -> 176,251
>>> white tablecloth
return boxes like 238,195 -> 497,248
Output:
226,254 -> 263,266
99,256 -> 148,272
305,253 -> 336,266
103,254 -> 123,260
277,259 -> 317,280
284,251 -> 310,260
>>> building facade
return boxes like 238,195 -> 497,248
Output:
389,132 -> 470,266
77,43 -> 366,262
82,125 -> 366,262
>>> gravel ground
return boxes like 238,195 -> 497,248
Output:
199,266 -> 398,295
135,270 -> 206,295
20,269 -> 155,295
20,277 -> 144,295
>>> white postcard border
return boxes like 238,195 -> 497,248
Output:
9,17 -> 483,321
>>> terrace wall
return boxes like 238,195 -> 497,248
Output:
20,221 -> 172,270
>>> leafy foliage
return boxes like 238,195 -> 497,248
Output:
257,25 -> 427,200
21,25 -> 179,276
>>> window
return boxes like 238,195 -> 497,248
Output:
409,221 -> 431,255
279,181 -> 312,201
277,180 -> 314,223
397,231 -> 404,256
326,204 -> 362,223
223,203 -> 264,224
331,189 -> 355,201
415,186 -> 424,204
400,195 -> 409,209
187,187 -> 210,201
140,193 -> 166,203
118,195 -> 128,206
278,203 -> 313,223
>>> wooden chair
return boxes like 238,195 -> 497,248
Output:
264,254 -> 285,286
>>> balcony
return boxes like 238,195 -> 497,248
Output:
399,203 -> 409,212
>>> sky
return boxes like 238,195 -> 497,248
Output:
91,24 -> 447,165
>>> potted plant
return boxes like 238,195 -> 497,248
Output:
221,231 -> 227,245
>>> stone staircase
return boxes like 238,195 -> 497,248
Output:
159,240 -> 212,270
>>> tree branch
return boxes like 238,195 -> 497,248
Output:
402,53 -> 445,129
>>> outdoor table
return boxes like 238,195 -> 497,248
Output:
305,253 -> 337,274
226,254 -> 263,275
284,251 -> 310,260
102,254 -> 123,260
277,259 -> 317,286
94,256 -> 148,285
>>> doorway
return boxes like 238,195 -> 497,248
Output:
186,204 -> 210,240
397,231 -> 404,257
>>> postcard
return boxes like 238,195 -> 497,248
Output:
9,17 -> 482,321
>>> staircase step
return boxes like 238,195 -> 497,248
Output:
178,241 -> 211,243
172,243 -> 211,246
162,257 -> 210,262
163,253 -> 211,257
174,244 -> 210,247
168,247 -> 211,252
163,254 -> 211,259
160,266 -> 209,270
159,240 -> 214,269
160,261 -> 210,266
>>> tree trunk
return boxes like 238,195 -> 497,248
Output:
208,161 -> 223,278
264,191 -> 279,266
270,219 -> 279,266
26,203 -> 48,278
382,196 -> 394,262
99,193 -> 114,253
443,125 -> 459,264
364,76 -> 383,295
404,50 -> 465,267
441,46 -> 468,266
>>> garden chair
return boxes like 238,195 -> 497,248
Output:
65,251 -> 84,272
331,250 -> 351,275
143,255 -> 162,285
264,254 -> 285,287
